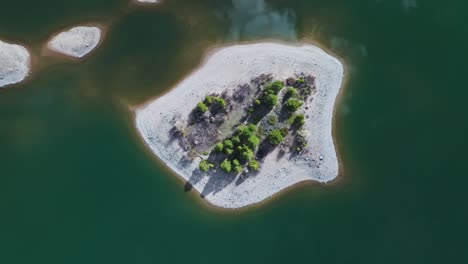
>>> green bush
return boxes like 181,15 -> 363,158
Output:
215,97 -> 226,108
262,93 -> 278,108
247,134 -> 260,149
248,160 -> 259,171
267,115 -> 277,125
220,159 -> 232,173
268,130 -> 284,145
224,148 -> 233,155
196,102 -> 208,113
285,98 -> 303,112
247,124 -> 257,132
239,145 -> 253,161
286,87 -> 297,98
232,159 -> 242,173
204,96 -> 214,105
234,165 -> 243,173
293,114 -> 305,127
232,136 -> 241,145
215,142 -> 224,152
199,160 -> 214,172
237,126 -> 254,141
224,139 -> 234,149
264,80 -> 284,95
254,99 -> 261,105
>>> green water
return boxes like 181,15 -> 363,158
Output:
1,0 -> 467,263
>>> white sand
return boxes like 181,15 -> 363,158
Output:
0,40 -> 30,88
135,42 -> 344,209
47,26 -> 102,59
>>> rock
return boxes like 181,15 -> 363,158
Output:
0,40 -> 30,88
319,155 -> 324,160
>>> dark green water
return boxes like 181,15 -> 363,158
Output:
1,0 -> 467,263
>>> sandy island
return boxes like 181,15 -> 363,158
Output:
0,40 -> 31,89
135,42 -> 344,209
46,26 -> 102,59
135,0 -> 161,4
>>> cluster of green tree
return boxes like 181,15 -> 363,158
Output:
197,77 -> 310,173
199,124 -> 261,173
195,95 -> 226,113
259,80 -> 284,108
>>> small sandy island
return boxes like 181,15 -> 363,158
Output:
0,40 -> 30,89
135,42 -> 344,209
47,26 -> 102,59
135,0 -> 161,4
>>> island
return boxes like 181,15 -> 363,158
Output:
46,26 -> 103,59
135,0 -> 161,4
0,40 -> 31,89
135,42 -> 344,209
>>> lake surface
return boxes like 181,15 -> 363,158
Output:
1,0 -> 467,263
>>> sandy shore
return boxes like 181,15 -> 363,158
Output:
135,42 -> 344,209
0,40 -> 31,89
46,26 -> 102,59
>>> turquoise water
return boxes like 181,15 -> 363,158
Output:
1,0 -> 467,263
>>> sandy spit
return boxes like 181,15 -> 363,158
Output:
0,40 -> 31,89
135,42 -> 344,209
47,26 -> 102,59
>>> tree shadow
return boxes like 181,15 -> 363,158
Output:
277,105 -> 292,123
256,140 -> 276,161
234,169 -> 259,186
200,170 -> 237,198
276,148 -> 286,161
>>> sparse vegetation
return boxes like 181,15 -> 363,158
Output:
267,115 -> 277,125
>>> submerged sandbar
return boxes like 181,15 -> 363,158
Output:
135,42 -> 344,209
